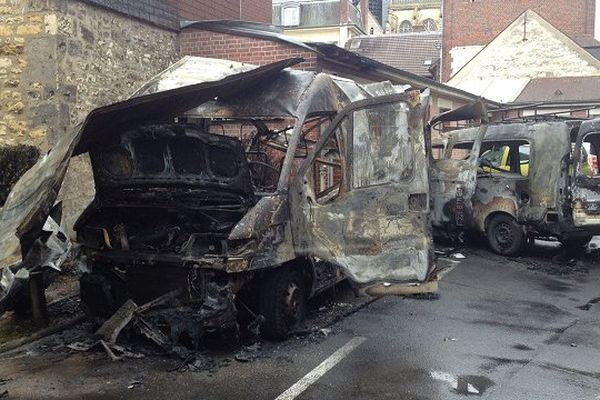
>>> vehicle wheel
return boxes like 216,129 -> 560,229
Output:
259,268 -> 306,340
486,214 -> 524,256
560,236 -> 592,249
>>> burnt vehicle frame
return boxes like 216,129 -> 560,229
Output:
426,101 -> 490,242
441,118 -> 600,255
0,57 -> 443,343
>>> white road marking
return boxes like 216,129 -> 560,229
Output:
274,336 -> 366,400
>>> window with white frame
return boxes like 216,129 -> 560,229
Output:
282,4 -> 300,26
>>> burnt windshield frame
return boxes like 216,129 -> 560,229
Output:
201,117 -> 300,195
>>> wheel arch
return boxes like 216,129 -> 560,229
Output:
484,210 -> 518,233
265,257 -> 315,296
474,197 -> 519,233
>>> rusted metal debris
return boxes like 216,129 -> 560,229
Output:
96,299 -> 138,344
0,214 -> 71,316
93,290 -> 183,355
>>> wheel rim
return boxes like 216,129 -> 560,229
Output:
284,281 -> 302,326
494,221 -> 514,249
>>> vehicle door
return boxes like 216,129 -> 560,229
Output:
427,101 -> 489,240
290,92 -> 434,295
572,120 -> 600,227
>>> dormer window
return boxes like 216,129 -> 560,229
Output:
400,20 -> 413,32
423,18 -> 438,32
282,3 -> 300,27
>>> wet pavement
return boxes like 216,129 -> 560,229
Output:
0,240 -> 599,399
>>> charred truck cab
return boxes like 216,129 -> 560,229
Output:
58,57 -> 442,341
442,119 -> 600,255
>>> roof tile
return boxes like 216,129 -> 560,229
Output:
346,33 -> 441,78
515,76 -> 600,102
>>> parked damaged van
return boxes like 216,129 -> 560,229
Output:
442,118 -> 600,255
0,57 -> 445,342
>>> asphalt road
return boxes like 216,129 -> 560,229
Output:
1,242 -> 599,400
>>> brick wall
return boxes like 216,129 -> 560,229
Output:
81,0 -> 178,30
173,0 -> 271,23
241,0 -> 272,23
180,30 -> 318,70
442,0 -> 596,81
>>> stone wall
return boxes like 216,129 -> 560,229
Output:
0,0 -> 180,234
55,1 -> 179,139
0,0 -> 59,149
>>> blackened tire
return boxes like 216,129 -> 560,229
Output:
560,236 -> 593,249
486,214 -> 524,256
259,268 -> 306,341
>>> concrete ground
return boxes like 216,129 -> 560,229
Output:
0,240 -> 599,400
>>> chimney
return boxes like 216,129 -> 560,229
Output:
360,0 -> 369,31
340,0 -> 349,24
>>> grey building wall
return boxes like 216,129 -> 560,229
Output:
81,0 -> 178,30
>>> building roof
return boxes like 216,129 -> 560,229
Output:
515,76 -> 600,103
569,33 -> 600,49
346,33 -> 441,78
568,33 -> 600,60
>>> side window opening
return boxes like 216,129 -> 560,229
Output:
478,140 -> 530,176
518,143 -> 530,176
431,142 -> 445,160
480,144 -> 510,172
581,133 -> 600,177
313,132 -> 343,204
449,142 -> 473,160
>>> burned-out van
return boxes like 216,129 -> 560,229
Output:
442,118 -> 600,255
0,57 -> 445,342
